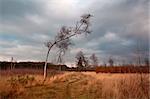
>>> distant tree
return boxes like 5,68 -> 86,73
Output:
10,57 -> 13,70
84,57 -> 89,68
108,57 -> 114,66
133,41 -> 149,66
103,61 -> 107,67
75,51 -> 89,69
90,53 -> 98,67
134,41 -> 143,66
56,38 -> 72,65
76,51 -> 85,69
56,39 -> 72,71
44,14 -> 93,80
130,40 -> 149,66
77,57 -> 83,69
144,57 -> 149,66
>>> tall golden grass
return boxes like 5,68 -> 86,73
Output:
0,72 -> 149,99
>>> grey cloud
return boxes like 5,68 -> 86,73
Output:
0,0 -> 149,63
0,0 -> 43,19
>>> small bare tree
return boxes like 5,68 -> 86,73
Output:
10,57 -> 13,70
84,57 -> 89,68
75,51 -> 87,70
56,39 -> 73,70
76,51 -> 84,69
56,38 -> 72,64
90,53 -> 98,67
144,57 -> 149,66
108,57 -> 114,66
44,14 -> 93,80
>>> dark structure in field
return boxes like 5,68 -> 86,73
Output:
95,66 -> 149,73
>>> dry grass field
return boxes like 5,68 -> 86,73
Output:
0,70 -> 149,99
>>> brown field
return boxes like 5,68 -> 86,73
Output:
0,70 -> 149,99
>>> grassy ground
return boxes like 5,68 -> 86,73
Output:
0,70 -> 149,99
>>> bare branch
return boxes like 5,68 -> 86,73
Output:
90,53 -> 98,67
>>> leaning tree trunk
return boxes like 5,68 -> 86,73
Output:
43,48 -> 51,81
43,20 -> 85,80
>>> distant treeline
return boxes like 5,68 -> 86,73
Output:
67,66 -> 149,73
0,61 -> 149,73
0,62 -> 69,71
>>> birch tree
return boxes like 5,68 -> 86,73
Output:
44,14 -> 93,80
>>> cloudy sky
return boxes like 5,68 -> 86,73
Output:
0,0 -> 149,65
